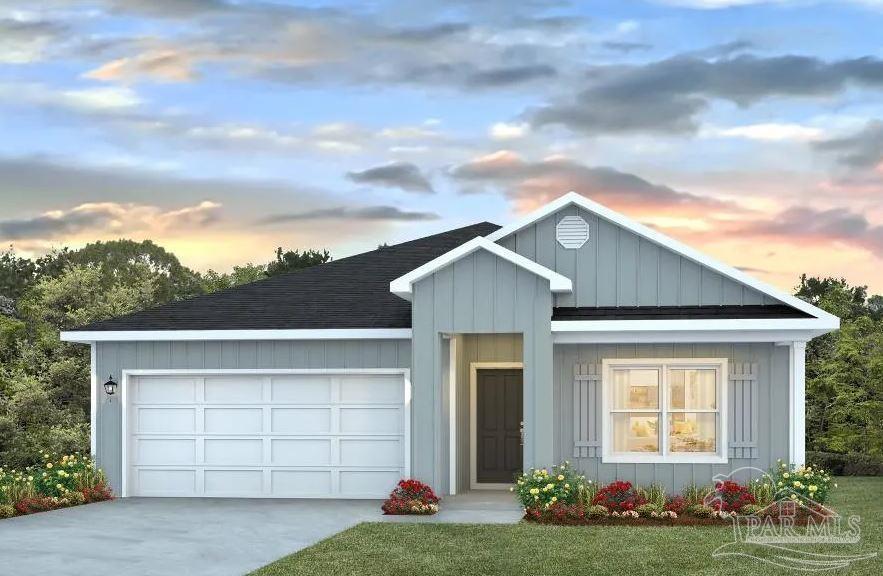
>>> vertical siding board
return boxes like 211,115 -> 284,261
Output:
637,240 -> 659,306
679,259 -> 701,305
494,259 -> 517,332
516,225 -> 537,260
535,216 -> 556,271
473,252 -> 495,332
575,212 -> 598,307
434,266 -> 455,333
452,257 -> 474,332
658,250 -> 680,306
596,219 -> 618,306
618,230 -> 639,306
701,268 -> 723,306
554,208 -> 578,308
204,342 -> 220,369
722,278 -> 744,305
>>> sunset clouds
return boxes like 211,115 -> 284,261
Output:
2,0 -> 883,291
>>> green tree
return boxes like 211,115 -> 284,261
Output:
798,276 -> 883,456
266,247 -> 332,276
200,263 -> 268,293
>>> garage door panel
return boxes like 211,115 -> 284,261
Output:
339,408 -> 402,434
204,470 -> 263,495
136,408 -> 195,434
136,378 -> 196,404
204,408 -> 263,434
204,438 -> 263,465
270,376 -> 331,403
137,469 -> 196,495
271,470 -> 332,496
136,438 -> 196,465
128,372 -> 406,498
339,470 -> 400,496
340,438 -> 402,467
204,377 -> 262,403
339,376 -> 401,403
271,408 -> 331,434
271,439 -> 331,466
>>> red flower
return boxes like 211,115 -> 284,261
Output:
591,481 -> 646,512
381,478 -> 440,515
707,481 -> 755,512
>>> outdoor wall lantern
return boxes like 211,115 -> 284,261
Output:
103,375 -> 118,399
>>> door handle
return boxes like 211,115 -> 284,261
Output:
520,421 -> 524,445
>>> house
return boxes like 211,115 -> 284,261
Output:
61,192 -> 839,499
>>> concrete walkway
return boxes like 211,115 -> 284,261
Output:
0,497 -> 382,576
383,490 -> 523,524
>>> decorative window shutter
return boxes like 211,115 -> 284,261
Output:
573,363 -> 602,457
728,362 -> 759,459
573,361 -> 759,460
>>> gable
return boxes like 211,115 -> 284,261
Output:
486,192 -> 840,328
494,203 -> 777,309
390,237 -> 571,300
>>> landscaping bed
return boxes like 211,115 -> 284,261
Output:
0,452 -> 113,519
514,460 -> 838,527
250,476 -> 881,576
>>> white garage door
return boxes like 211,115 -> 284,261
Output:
124,371 -> 408,498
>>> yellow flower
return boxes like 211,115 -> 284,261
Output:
530,488 -> 539,495
809,485 -> 818,492
551,496 -> 557,503
790,494 -> 798,500
557,475 -> 564,481
782,472 -> 789,478
546,483 -> 554,490
564,483 -> 570,489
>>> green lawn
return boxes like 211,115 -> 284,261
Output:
252,477 -> 882,576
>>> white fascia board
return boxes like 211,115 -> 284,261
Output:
60,328 -> 413,343
552,318 -> 833,344
389,236 -> 572,300
487,191 -> 839,325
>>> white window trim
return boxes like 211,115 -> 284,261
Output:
601,358 -> 728,464
119,368 -> 411,498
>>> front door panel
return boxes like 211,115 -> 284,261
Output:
476,369 -> 523,484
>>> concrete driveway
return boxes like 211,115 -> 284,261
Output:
0,498 -> 382,576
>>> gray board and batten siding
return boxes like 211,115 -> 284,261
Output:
554,342 -> 789,491
94,340 -> 411,492
496,204 -> 780,309
411,248 -> 554,494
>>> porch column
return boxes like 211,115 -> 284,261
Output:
788,341 -> 807,466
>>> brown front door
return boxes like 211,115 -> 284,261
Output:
476,369 -> 523,484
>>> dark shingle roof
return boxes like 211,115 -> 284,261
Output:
552,305 -> 811,321
76,222 -> 500,331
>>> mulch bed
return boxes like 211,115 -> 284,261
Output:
523,514 -> 835,527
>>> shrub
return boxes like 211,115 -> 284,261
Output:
771,460 -> 835,504
0,467 -> 37,504
591,480 -> 645,512
14,496 -> 64,515
381,479 -> 439,515
575,480 -> 599,506
748,477 -> 776,506
682,484 -> 713,506
806,451 -> 883,477
707,480 -> 755,512
686,504 -> 714,518
514,462 -> 589,510
636,503 -> 662,518
740,504 -> 765,516
587,504 -> 609,518
0,504 -> 15,519
664,495 -> 688,515
636,484 -> 667,509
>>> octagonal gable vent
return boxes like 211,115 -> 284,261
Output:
556,215 -> 589,249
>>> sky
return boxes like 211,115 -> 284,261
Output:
2,0 -> 883,293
